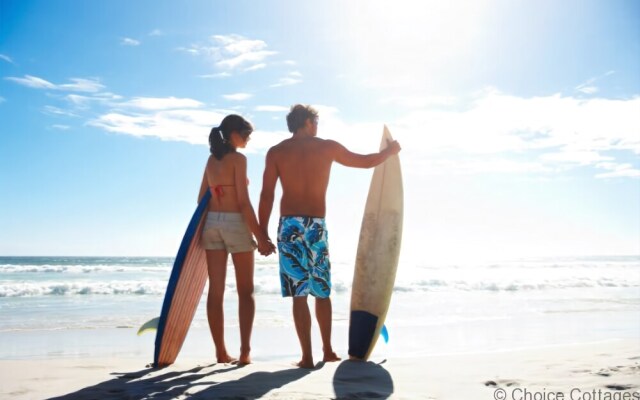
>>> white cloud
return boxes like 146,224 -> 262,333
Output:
575,71 -> 615,95
198,72 -> 232,79
244,63 -> 266,72
217,50 -> 276,70
6,75 -> 56,89
255,105 -> 289,112
6,75 -> 105,92
222,93 -> 253,101
88,106 -> 288,154
184,34 -> 277,72
270,77 -> 301,87
271,71 -> 303,88
381,95 -> 457,109
58,78 -> 105,93
121,37 -> 141,46
302,91 -> 640,179
149,29 -> 163,36
121,97 -> 203,110
246,129 -> 291,153
539,150 -> 614,165
576,85 -> 598,94
595,162 -> 640,179
88,109 -> 227,145
0,54 -> 14,64
65,94 -> 94,108
93,92 -> 123,100
596,169 -> 640,178
43,105 -> 80,117
52,124 -> 70,130
392,89 -> 640,156
63,92 -> 121,109
30,77 -> 636,182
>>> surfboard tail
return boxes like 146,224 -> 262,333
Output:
348,310 -> 379,360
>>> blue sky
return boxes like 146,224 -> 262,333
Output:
1,0 -> 638,260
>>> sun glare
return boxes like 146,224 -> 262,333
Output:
331,0 -> 490,91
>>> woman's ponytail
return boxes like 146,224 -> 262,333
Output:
209,126 -> 231,160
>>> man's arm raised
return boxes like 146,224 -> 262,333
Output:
332,139 -> 401,168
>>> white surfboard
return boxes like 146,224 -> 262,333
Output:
348,125 -> 403,360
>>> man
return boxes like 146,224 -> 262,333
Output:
259,104 -> 401,368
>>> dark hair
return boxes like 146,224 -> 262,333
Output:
286,104 -> 318,133
209,114 -> 253,160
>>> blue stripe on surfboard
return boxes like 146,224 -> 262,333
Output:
153,190 -> 211,367
381,324 -> 389,343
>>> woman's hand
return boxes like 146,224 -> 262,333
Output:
256,235 -> 276,256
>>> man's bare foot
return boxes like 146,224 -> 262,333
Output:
323,351 -> 341,362
295,358 -> 315,369
239,352 -> 251,365
216,353 -> 238,364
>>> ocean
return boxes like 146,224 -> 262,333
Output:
1,255 -> 639,361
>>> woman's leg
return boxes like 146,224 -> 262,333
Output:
231,251 -> 255,364
206,249 -> 236,363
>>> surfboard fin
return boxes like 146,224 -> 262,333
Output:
137,317 -> 160,336
381,324 -> 389,343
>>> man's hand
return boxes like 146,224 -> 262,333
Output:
257,237 -> 276,256
384,139 -> 401,156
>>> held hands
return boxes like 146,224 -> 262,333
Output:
257,235 -> 276,256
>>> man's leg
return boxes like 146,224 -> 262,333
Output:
315,297 -> 341,362
292,296 -> 314,368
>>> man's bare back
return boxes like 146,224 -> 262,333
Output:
267,136 -> 337,217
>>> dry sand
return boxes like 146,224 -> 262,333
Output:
1,339 -> 638,399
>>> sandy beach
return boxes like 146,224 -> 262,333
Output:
1,256 -> 639,399
1,332 -> 638,399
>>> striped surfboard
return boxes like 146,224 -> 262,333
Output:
154,190 -> 211,367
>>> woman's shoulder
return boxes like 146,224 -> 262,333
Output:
227,151 -> 247,164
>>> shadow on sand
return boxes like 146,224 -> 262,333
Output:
188,367 -> 313,399
48,363 -> 313,400
48,364 -> 239,400
332,360 -> 394,400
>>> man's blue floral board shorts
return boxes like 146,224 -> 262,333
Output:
277,216 -> 332,298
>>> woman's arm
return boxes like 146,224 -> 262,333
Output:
234,154 -> 274,255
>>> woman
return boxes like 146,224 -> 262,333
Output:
198,114 -> 275,365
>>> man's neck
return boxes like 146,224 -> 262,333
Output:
293,130 -> 315,138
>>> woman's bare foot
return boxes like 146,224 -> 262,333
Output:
323,350 -> 341,362
295,357 -> 315,369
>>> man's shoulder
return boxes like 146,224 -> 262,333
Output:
267,140 -> 287,155
268,137 -> 337,155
